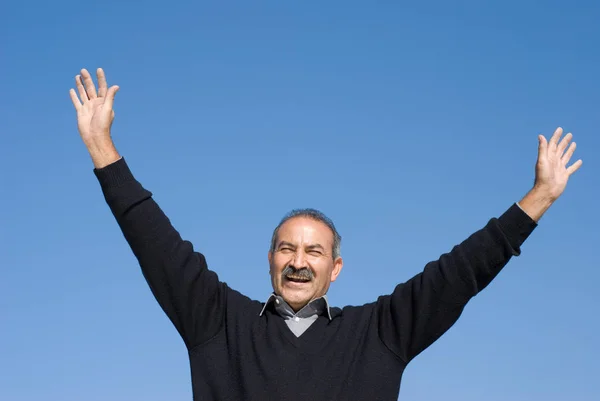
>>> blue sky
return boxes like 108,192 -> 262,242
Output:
2,1 -> 599,400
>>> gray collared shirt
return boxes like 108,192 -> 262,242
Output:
259,294 -> 332,337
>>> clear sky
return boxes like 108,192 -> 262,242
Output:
2,1 -> 599,400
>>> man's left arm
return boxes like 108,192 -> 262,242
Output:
377,127 -> 583,363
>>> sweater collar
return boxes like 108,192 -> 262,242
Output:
259,293 -> 332,320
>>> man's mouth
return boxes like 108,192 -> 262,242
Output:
281,266 -> 313,283
285,275 -> 312,283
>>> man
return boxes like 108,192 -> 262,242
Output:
70,68 -> 582,401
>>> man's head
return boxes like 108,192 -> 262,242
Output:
268,209 -> 343,312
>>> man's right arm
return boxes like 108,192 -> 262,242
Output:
70,68 -> 226,349
94,157 -> 226,349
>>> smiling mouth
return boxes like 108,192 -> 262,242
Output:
285,275 -> 312,283
282,266 -> 313,284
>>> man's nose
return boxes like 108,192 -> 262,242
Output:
291,250 -> 307,268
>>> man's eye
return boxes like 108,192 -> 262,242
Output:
309,250 -> 322,256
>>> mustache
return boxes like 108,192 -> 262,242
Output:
281,265 -> 314,280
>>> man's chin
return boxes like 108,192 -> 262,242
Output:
280,286 -> 313,310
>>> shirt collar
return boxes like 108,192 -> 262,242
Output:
259,293 -> 332,320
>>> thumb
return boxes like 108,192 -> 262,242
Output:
538,134 -> 547,157
104,85 -> 120,110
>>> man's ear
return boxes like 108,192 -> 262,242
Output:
330,257 -> 343,282
268,251 -> 273,275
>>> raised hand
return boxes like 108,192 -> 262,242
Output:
534,127 -> 583,201
69,68 -> 121,168
518,127 -> 583,222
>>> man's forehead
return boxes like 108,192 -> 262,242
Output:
277,217 -> 333,241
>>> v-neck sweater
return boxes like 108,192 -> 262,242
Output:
260,294 -> 331,336
94,158 -> 537,401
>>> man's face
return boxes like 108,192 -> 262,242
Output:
268,216 -> 343,312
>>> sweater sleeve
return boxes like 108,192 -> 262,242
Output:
94,158 -> 226,349
377,203 -> 537,363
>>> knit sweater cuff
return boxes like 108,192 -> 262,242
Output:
498,203 -> 538,250
93,157 -> 134,189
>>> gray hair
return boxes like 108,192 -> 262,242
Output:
270,208 -> 342,260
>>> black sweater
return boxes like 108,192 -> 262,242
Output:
94,158 -> 537,401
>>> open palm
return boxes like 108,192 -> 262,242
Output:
69,68 -> 119,145
535,127 -> 583,200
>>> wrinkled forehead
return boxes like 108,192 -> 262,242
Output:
275,217 -> 334,247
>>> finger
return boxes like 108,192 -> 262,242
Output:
97,68 -> 108,97
549,127 -> 563,149
557,132 -> 573,155
69,88 -> 82,111
103,85 -> 120,110
567,159 -> 583,175
561,141 -> 577,165
75,74 -> 88,101
80,68 -> 98,99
